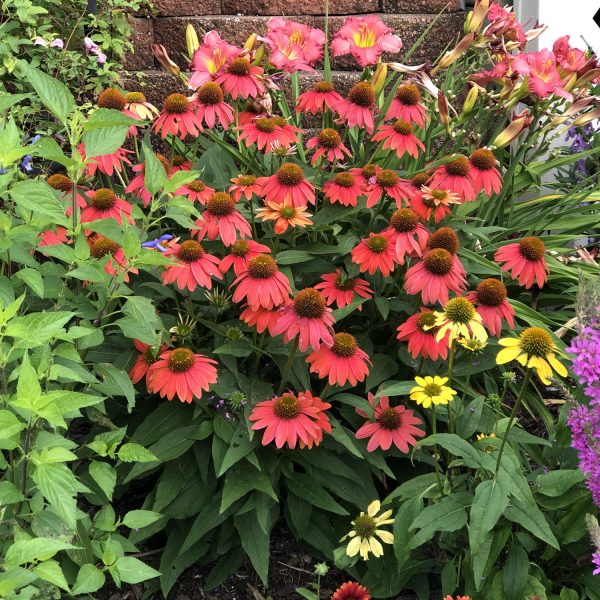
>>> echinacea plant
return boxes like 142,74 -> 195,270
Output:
1,3 -> 600,599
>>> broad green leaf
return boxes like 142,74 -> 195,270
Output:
375,380 -> 413,398
89,461 -> 117,500
366,354 -> 398,391
285,474 -> 348,515
502,544 -> 528,600
419,434 -> 485,469
468,479 -> 509,556
118,442 -> 157,463
32,462 -> 79,529
15,268 -> 44,298
235,511 -> 270,585
393,496 -> 422,569
503,497 -> 560,549
122,510 -> 162,529
0,481 -> 24,505
536,469 -> 585,497
114,556 -> 160,584
115,296 -> 162,345
143,139 -> 167,196
5,538 -> 76,565
93,364 -> 136,411
220,464 -> 277,513
10,180 -> 69,227
72,564 -> 106,595
82,109 -> 139,158
33,559 -> 70,591
0,409 -> 26,448
0,566 -> 37,596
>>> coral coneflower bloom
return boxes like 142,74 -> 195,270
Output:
97,88 -> 126,110
88,235 -> 137,282
153,93 -> 203,140
323,172 -> 364,207
306,128 -> 351,165
232,254 -> 292,309
355,393 -> 425,452
331,15 -> 402,67
38,226 -> 69,252
273,288 -> 335,352
336,82 -> 377,134
238,116 -> 299,152
410,375 -> 457,408
124,91 -> 159,120
314,269 -> 373,311
175,179 -> 215,204
80,189 -> 134,225
216,56 -> 265,99
220,239 -> 271,276
412,186 -> 459,222
193,192 -> 252,246
129,340 -> 166,384
229,174 -> 261,201
466,278 -> 515,336
404,248 -> 467,305
240,300 -> 290,336
427,226 -> 461,255
307,332 -> 371,387
257,163 -> 316,207
47,173 -> 87,209
162,240 -> 222,292
147,348 -> 218,403
350,163 -> 381,192
189,82 -> 234,129
494,237 -> 548,289
296,81 -> 344,114
496,327 -> 568,385
397,308 -> 450,361
386,83 -> 427,126
469,148 -> 502,196
342,500 -> 394,560
256,200 -> 313,234
383,208 -> 430,263
170,155 -> 192,172
433,296 -> 488,344
429,156 -> 477,203
372,120 -> 424,159
332,581 -> 371,600
407,172 -> 430,200
299,392 -> 332,449
365,169 -> 412,208
79,144 -> 132,177
249,390 -> 325,449
352,232 -> 397,277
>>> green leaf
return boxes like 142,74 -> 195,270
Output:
502,544 -> 528,600
0,409 -> 26,449
122,510 -> 162,529
0,481 -> 24,505
117,442 -> 157,463
366,354 -> 398,391
503,497 -> 560,549
72,564 -> 106,595
0,93 -> 31,111
536,469 -> 585,497
19,61 -> 75,122
235,511 -> 270,585
93,364 -> 136,411
375,380 -> 413,398
82,109 -> 139,158
115,296 -> 162,345
221,464 -> 277,513
10,180 -> 69,227
143,139 -> 167,196
33,559 -> 70,592
418,434 -> 485,469
32,462 -> 79,529
393,496 -> 422,569
5,538 -> 76,565
468,479 -> 509,556
89,461 -> 117,500
15,268 -> 44,298
114,556 -> 161,584
285,474 -> 349,515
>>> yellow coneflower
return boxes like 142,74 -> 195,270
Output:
457,336 -> 487,352
342,500 -> 394,561
410,376 -> 457,409
433,297 -> 488,344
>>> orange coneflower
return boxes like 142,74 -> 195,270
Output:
189,82 -> 234,129
162,240 -> 222,292
335,82 -> 377,134
412,186 -> 459,222
175,179 -> 215,204
296,80 -> 344,114
386,83 -> 427,127
216,55 -> 265,99
78,143 -> 132,178
124,91 -> 159,120
494,236 -> 548,289
220,239 -> 271,276
257,163 -> 315,207
323,172 -> 364,207
192,192 -> 252,246
382,208 -> 430,264
469,147 -> 502,196
240,299 -> 291,336
466,278 -> 515,336
255,199 -> 312,234
397,308 -> 450,361
351,231 -> 397,277
306,128 -> 351,165
371,119 -> 425,159
429,156 -> 476,202
229,174 -> 262,201
129,340 -> 167,385
238,116 -> 299,153
314,269 -> 373,311
80,189 -> 134,225
153,93 -> 203,140
365,169 -> 412,208
331,581 -> 371,600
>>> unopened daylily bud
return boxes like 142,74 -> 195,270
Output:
185,24 -> 199,58
562,72 -> 578,93
437,90 -> 450,129
492,113 -> 530,148
461,85 -> 479,114
570,106 -> 600,128
244,33 -> 258,52
252,44 -> 265,66
152,44 -> 180,76
372,63 -> 388,95
432,32 -> 475,75
575,68 -> 600,89
465,0 -> 490,33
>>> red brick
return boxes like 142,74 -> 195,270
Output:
222,0 -> 380,16
382,0 -> 462,12
153,0 -> 220,17
123,16 -> 154,71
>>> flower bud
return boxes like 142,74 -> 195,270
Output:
252,44 -> 265,66
152,44 -> 180,76
461,85 -> 479,114
244,33 -> 258,52
185,24 -> 199,58
437,90 -> 450,129
492,112 -> 530,148
372,62 -> 388,96
465,0 -> 490,33
432,32 -> 475,75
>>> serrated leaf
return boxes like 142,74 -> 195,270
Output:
72,564 -> 106,595
122,510 -> 162,529
114,556 -> 160,584
10,180 -> 69,227
33,559 -> 70,591
15,268 -> 44,298
5,538 -> 76,565
89,461 -> 117,500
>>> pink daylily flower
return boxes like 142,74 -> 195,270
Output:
189,31 -> 241,89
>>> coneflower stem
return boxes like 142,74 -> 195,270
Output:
278,337 -> 299,395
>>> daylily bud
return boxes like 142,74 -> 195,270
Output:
562,72 -> 578,93
152,44 -> 180,76
244,33 -> 258,52
570,106 -> 600,128
574,68 -> 600,89
185,24 -> 199,58
437,90 -> 450,129
461,85 -> 479,114
252,44 -> 265,66
465,0 -> 490,33
432,32 -> 475,75
492,112 -> 530,148
372,63 -> 388,95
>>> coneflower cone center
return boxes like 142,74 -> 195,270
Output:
164,93 -> 189,114
143,347 -> 160,365
424,248 -> 453,275
255,117 -> 277,133
177,240 -> 205,262
228,57 -> 251,76
520,327 -> 553,357
168,348 -> 195,372
470,148 -> 496,170
207,192 -> 236,216
519,237 -> 545,261
98,88 -> 126,110
366,235 -> 388,253
314,81 -> 334,93
196,82 -> 223,105
412,172 -> 429,188
444,297 -> 475,323
187,180 -> 206,192
294,288 -> 326,318
348,82 -> 376,107
417,311 -> 437,332
277,163 -> 304,186
445,156 -> 470,177
390,208 -> 418,232
48,174 -> 72,192
362,164 -> 378,179
274,394 -> 301,419
280,206 -> 297,219
334,173 -> 355,188
392,119 -> 413,135
353,514 -> 377,539
428,227 -> 459,254
247,255 -> 277,279
317,128 -> 341,148
375,169 -> 399,188
431,189 -> 447,201
172,155 -> 186,167
125,91 -> 146,104
231,240 -> 250,257
396,83 -> 420,105
91,189 -> 117,210
378,407 -> 402,430
332,333 -> 358,357
156,153 -> 171,172
90,238 -> 118,258
476,278 -> 506,306
237,174 -> 256,186
423,383 -> 442,397
335,276 -> 356,291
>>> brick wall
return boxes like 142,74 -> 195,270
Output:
123,0 -> 464,104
